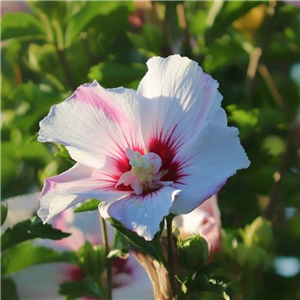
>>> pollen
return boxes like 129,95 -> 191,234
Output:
129,152 -> 156,185
115,148 -> 170,195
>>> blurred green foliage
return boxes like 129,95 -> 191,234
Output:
1,1 -> 300,299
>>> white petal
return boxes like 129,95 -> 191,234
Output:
38,163 -> 130,223
170,123 -> 250,214
137,55 -> 226,151
99,186 -> 181,241
39,81 -> 144,169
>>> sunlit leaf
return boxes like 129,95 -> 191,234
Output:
262,135 -> 285,156
74,199 -> 101,213
205,1 -> 265,44
109,218 -> 166,265
108,228 -> 129,260
65,1 -> 133,47
76,242 -> 106,283
1,12 -> 45,41
2,241 -> 74,276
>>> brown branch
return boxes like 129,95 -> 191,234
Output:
246,1 -> 277,98
258,63 -> 292,118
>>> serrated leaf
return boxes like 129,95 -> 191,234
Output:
59,278 -> 102,299
2,241 -> 75,276
108,229 -> 129,260
185,274 -> 233,299
1,216 -> 71,251
210,275 -> 232,286
74,199 -> 101,213
1,278 -> 19,300
1,12 -> 45,40
185,275 -> 211,293
77,242 -> 106,281
109,219 -> 166,265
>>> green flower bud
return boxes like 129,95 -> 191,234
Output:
178,235 -> 209,274
244,217 -> 274,250
234,244 -> 268,272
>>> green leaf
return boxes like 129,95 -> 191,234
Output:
1,12 -> 45,40
184,274 -> 233,300
207,281 -> 234,300
74,199 -> 101,213
108,228 -> 129,260
59,278 -> 102,299
109,219 -> 166,265
1,216 -> 71,251
1,278 -> 19,300
1,202 -> 8,226
185,275 -> 211,293
88,62 -> 147,88
128,24 -> 163,57
77,242 -> 106,281
2,241 -> 74,276
65,1 -> 133,47
196,261 -> 227,278
205,1 -> 264,44
30,216 -> 71,239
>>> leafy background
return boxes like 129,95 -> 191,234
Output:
1,1 -> 300,299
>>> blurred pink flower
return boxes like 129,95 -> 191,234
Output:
284,1 -> 300,7
38,55 -> 249,241
3,194 -> 153,300
1,1 -> 31,16
174,195 -> 221,252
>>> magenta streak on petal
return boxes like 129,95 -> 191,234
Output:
120,128 -> 144,155
68,266 -> 86,282
73,83 -> 129,125
107,135 -> 145,173
40,179 -> 56,197
148,124 -> 188,184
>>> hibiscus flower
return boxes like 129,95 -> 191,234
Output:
38,55 -> 250,240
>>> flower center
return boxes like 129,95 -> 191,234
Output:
116,148 -> 172,195
130,152 -> 157,184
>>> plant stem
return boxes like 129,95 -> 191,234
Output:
166,214 -> 177,298
101,218 -> 112,300
56,48 -> 76,90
